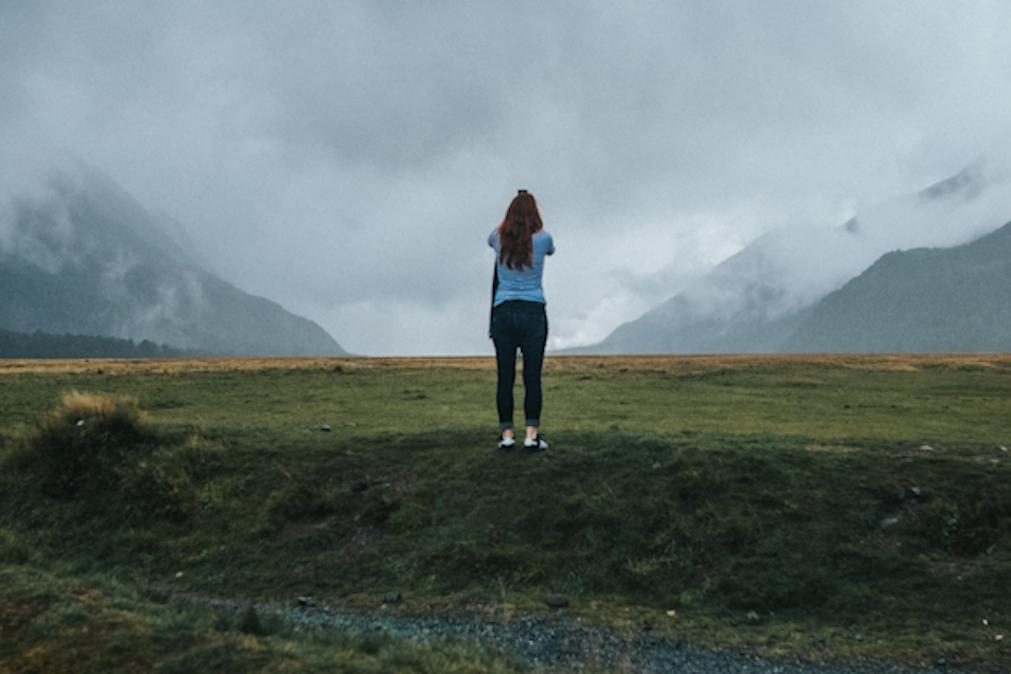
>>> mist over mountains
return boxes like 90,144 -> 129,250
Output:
584,165 -> 1011,354
3,158 -> 1009,357
0,163 -> 346,356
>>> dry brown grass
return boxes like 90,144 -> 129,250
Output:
0,356 -> 367,376
54,390 -> 148,422
2,352 -> 1009,376
548,353 -> 1011,374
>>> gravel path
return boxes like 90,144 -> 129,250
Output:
180,596 -> 969,673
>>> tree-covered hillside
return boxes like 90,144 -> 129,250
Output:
0,328 -> 186,359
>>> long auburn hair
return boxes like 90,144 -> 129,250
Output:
497,190 -> 543,270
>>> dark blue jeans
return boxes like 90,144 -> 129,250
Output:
491,300 -> 548,430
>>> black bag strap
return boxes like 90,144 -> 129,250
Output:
488,262 -> 499,338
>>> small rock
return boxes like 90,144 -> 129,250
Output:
919,444 -> 934,451
651,462 -> 661,469
907,486 -> 923,498
666,609 -> 677,618
935,656 -> 947,667
983,618 -> 990,626
545,594 -> 570,609
382,591 -> 401,605
175,571 -> 184,578
296,596 -> 316,607
996,634 -> 1004,641
746,610 -> 761,624
853,633 -> 864,641
1000,446 -> 1009,452
880,516 -> 901,529
76,419 -> 85,427
320,424 -> 332,432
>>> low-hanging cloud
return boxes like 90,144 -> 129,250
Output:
669,162 -> 1011,328
3,1 -> 1011,354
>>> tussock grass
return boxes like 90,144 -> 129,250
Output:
5,390 -> 153,495
3,391 -> 193,523
57,389 -> 150,419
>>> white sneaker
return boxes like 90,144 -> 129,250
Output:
523,436 -> 548,452
497,436 -> 516,450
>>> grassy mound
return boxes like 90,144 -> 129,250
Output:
244,430 -> 1011,619
4,391 -> 194,523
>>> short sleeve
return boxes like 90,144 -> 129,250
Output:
488,229 -> 498,250
546,232 -> 555,256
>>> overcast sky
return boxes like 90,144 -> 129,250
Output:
2,1 -> 1011,354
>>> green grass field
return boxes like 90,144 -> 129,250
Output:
2,355 -> 1010,672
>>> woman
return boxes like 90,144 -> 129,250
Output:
488,189 -> 555,451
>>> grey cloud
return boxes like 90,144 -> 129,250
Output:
3,1 -> 1011,354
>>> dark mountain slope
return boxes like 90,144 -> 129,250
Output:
786,221 -> 1011,352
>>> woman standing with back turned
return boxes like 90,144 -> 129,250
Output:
488,190 -> 555,451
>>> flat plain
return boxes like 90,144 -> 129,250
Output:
1,354 -> 1010,672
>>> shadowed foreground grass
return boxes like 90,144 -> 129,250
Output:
1,355 -> 1010,671
0,565 -> 525,674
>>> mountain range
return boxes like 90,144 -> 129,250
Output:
4,161 -> 1008,357
0,164 -> 346,356
582,165 -> 1011,354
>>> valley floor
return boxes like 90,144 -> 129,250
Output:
1,355 -> 1010,672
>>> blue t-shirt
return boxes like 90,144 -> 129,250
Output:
488,229 -> 555,306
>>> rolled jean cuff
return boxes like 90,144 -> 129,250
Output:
525,418 -> 540,428
499,421 -> 514,431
